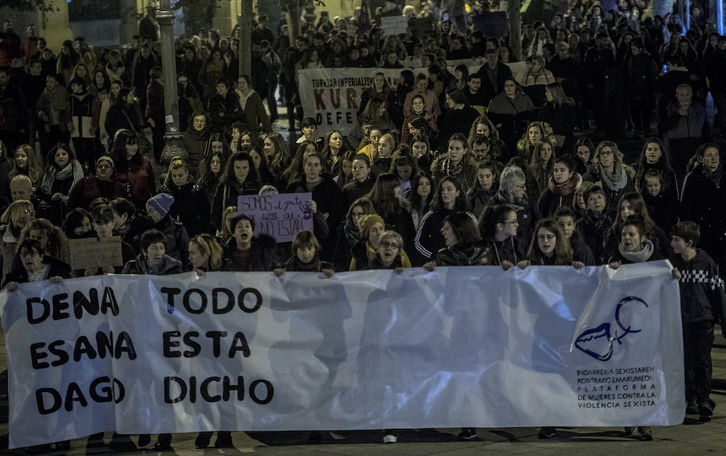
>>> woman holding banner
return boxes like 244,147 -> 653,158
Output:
186,233 -> 233,448
3,238 -> 70,290
2,239 -> 71,452
221,214 -> 280,272
363,229 -> 411,444
606,213 -> 674,441
421,211 -> 490,441
122,229 -> 182,450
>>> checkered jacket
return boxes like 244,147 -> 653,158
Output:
672,249 -> 726,325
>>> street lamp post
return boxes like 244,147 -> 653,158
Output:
156,0 -> 185,161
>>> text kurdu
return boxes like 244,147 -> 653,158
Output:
314,88 -> 358,110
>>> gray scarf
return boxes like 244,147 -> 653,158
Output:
599,163 -> 628,192
619,239 -> 654,263
40,162 -> 83,196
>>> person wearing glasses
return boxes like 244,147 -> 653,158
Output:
1,238 -> 71,453
350,214 -> 413,271
3,238 -> 70,291
582,141 -> 636,216
576,185 -> 614,265
487,165 -> 540,248
358,229 -> 411,445
479,204 -> 523,268
366,230 -> 408,273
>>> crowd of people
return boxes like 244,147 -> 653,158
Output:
1,0 -> 726,451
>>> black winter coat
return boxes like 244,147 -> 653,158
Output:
161,182 -> 211,236
3,255 -> 71,287
286,176 -> 346,260
680,166 -> 726,263
222,234 -> 280,271
435,242 -> 490,266
153,215 -> 190,267
672,249 -> 726,324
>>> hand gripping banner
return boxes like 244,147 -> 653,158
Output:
0,262 -> 684,448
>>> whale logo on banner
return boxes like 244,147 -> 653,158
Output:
575,296 -> 650,362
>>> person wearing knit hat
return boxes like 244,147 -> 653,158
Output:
145,192 -> 190,267
349,214 -> 414,271
357,214 -> 384,239
96,155 -> 115,171
66,155 -> 126,211
146,193 -> 174,222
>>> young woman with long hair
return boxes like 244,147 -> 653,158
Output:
528,140 -> 557,196
10,144 -> 43,184
479,204 -> 522,267
39,143 -> 85,226
332,198 -> 376,271
520,218 -> 580,266
415,176 -> 476,264
109,130 -> 155,210
538,82 -> 577,150
632,137 -> 678,199
320,130 -> 345,175
211,152 -> 260,231
604,191 -> 672,261
554,206 -> 595,265
431,133 -> 478,195
362,173 -> 417,255
467,160 -> 501,219
537,154 -> 581,218
407,171 -> 434,228
516,121 -> 548,160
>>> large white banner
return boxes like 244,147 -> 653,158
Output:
0,262 -> 683,448
299,61 -> 529,136
299,67 -> 414,137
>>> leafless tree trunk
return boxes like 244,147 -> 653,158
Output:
509,0 -> 522,61
239,0 -> 253,77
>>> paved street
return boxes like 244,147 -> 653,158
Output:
0,321 -> 724,455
